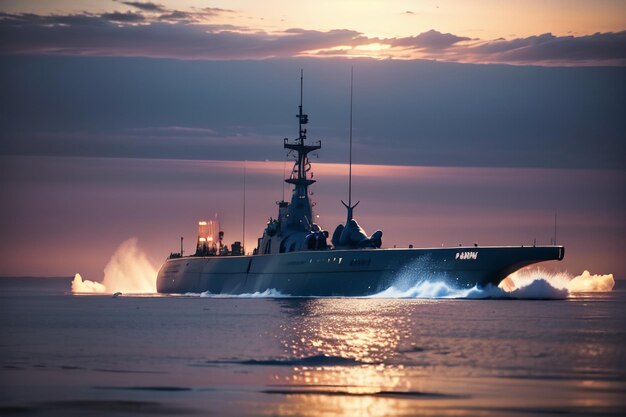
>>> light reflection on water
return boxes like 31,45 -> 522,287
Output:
265,300 -> 429,416
1,280 -> 625,417
279,299 -> 412,363
258,297 -> 626,417
272,395 -> 411,417
264,300 -> 431,416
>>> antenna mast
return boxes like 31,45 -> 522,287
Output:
342,66 -> 359,221
282,159 -> 287,201
554,211 -> 557,245
349,66 -> 353,208
283,69 -> 320,229
243,162 -> 246,253
298,69 -> 307,143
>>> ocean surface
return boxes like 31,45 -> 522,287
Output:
1,276 -> 625,416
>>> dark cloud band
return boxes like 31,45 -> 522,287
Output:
0,11 -> 624,65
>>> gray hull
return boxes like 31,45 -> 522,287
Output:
156,245 -> 564,296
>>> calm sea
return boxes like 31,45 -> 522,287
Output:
1,277 -> 625,416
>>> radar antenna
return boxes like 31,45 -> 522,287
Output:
342,66 -> 360,221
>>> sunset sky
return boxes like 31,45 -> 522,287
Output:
0,1 -> 624,279
1,0 -> 625,65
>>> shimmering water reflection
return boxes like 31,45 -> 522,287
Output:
1,279 -> 625,416
280,299 -> 412,362
262,297 -> 626,416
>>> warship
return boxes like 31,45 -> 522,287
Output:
156,71 -> 564,296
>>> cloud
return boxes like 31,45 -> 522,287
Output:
0,11 -> 624,65
465,31 -> 626,65
390,29 -> 470,51
198,6 -> 236,15
115,1 -> 235,22
282,28 -> 369,50
158,10 -> 194,22
125,126 -> 219,137
0,12 -> 107,27
158,6 -> 236,23
120,1 -> 165,12
0,13 -> 366,59
101,11 -> 145,23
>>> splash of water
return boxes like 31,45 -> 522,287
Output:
369,267 -> 614,300
184,288 -> 288,298
71,238 -> 157,294
370,281 -> 484,299
493,279 -> 568,299
502,268 -> 615,293
567,270 -> 616,292
71,273 -> 105,293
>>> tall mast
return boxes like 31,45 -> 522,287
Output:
348,66 -> 353,208
298,69 -> 306,144
342,66 -> 359,221
554,210 -> 557,245
242,162 -> 246,252
284,69 -> 321,229
282,159 -> 286,202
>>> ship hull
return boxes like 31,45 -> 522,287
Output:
156,246 -> 564,296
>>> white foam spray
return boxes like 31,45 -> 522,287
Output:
184,288 -> 288,298
71,238 -> 157,294
502,268 -> 615,293
567,270 -> 616,292
370,281 -> 484,299
71,273 -> 106,293
369,266 -> 614,300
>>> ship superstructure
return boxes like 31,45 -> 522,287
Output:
254,71 -> 329,256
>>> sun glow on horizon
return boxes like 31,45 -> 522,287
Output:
3,0 -> 624,38
1,1 -> 624,65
